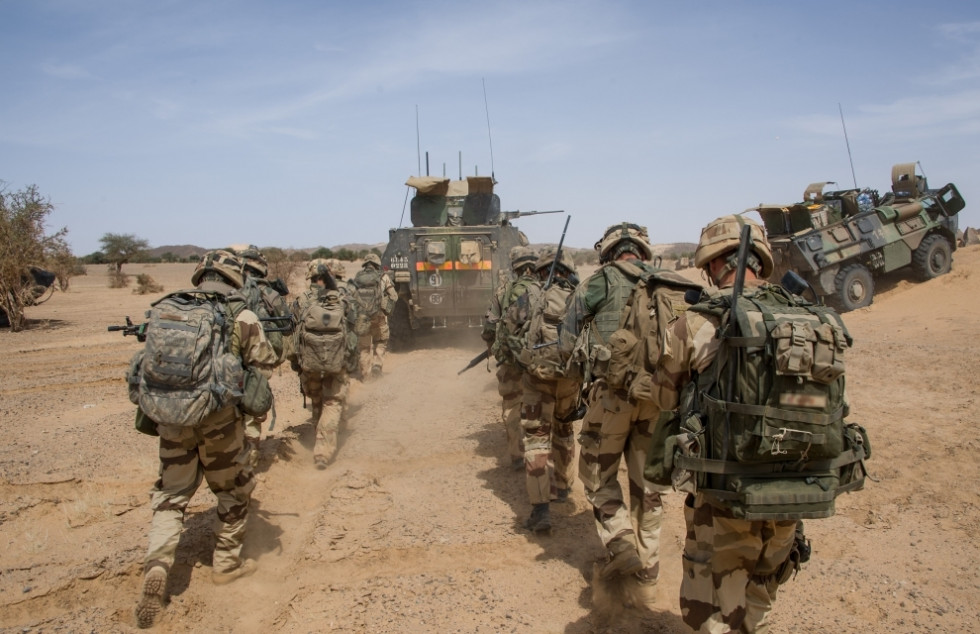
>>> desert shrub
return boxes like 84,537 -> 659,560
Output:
108,268 -> 131,288
133,274 -> 164,295
264,247 -> 300,283
0,184 -> 68,331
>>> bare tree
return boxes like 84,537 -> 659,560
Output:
99,232 -> 149,272
0,184 -> 68,331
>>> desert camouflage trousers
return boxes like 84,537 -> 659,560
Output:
578,382 -> 668,580
496,362 -> 524,461
681,494 -> 798,633
521,374 -> 579,504
144,415 -> 255,575
300,369 -> 348,457
358,313 -> 390,376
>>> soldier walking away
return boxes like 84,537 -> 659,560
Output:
229,244 -> 294,472
482,246 -> 538,470
130,250 -> 277,629
557,223 -> 678,601
515,249 -> 582,534
351,253 -> 398,379
647,215 -> 869,632
288,264 -> 357,468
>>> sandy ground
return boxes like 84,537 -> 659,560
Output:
1,249 -> 979,633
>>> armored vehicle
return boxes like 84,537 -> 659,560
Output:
381,175 -> 558,348
755,163 -> 965,311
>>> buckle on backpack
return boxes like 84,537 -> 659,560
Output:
771,427 -> 813,458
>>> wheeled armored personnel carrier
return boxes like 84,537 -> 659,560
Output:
381,175 -> 558,348
754,163 -> 965,311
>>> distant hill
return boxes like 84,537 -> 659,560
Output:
146,245 -> 208,259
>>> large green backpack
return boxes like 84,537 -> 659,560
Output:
126,289 -> 245,427
517,281 -> 576,380
492,275 -> 537,364
295,290 -> 349,375
352,267 -> 383,319
241,277 -> 293,364
670,284 -> 870,520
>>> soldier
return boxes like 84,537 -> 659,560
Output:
557,223 -> 667,588
351,253 -> 398,379
516,249 -> 581,533
482,245 -> 538,470
648,215 -> 862,632
134,250 -> 277,629
289,264 -> 356,468
231,244 -> 293,470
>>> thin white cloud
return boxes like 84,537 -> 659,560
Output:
39,62 -> 94,80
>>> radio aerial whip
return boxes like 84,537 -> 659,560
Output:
483,78 -> 495,182
838,103 -> 858,189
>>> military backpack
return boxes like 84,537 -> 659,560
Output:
351,267 -> 383,328
241,277 -> 293,364
126,289 -> 246,428
517,281 -> 577,380
295,290 -> 349,375
492,275 -> 537,365
666,283 -> 870,521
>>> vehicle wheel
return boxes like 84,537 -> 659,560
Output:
388,299 -> 414,351
912,234 -> 952,281
833,263 -> 874,311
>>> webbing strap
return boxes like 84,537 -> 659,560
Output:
674,446 -> 865,475
706,397 -> 844,426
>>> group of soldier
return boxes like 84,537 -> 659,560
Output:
133,247 -> 396,628
483,215 -> 860,633
131,215 -> 859,633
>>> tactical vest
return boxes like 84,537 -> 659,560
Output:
671,283 -> 870,521
591,263 -> 642,344
127,289 -> 246,427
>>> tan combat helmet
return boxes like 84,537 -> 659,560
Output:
191,249 -> 245,289
364,253 -> 382,268
694,214 -> 774,281
325,258 -> 347,280
595,222 -> 653,263
237,245 -> 268,279
509,246 -> 537,272
534,248 -> 578,278
307,258 -> 330,280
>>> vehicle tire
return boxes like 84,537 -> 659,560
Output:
833,263 -> 874,311
388,298 -> 414,351
912,234 -> 952,281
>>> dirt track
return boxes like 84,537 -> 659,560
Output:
1,251 -> 979,633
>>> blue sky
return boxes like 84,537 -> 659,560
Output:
2,0 -> 978,255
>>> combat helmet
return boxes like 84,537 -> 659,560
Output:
694,214 -> 774,281
595,222 -> 653,263
192,249 -> 244,289
307,258 -> 330,280
364,253 -> 382,268
325,258 -> 347,280
534,248 -> 578,278
509,246 -> 537,273
238,245 -> 268,279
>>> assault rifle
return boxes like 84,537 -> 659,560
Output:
258,314 -> 295,333
458,348 -> 491,375
544,215 -> 571,291
719,224 -> 752,472
108,317 -> 148,342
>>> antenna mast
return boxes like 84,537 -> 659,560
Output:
838,103 -> 858,188
416,105 -> 422,176
483,78 -> 496,181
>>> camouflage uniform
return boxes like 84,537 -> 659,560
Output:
483,250 -> 538,468
558,229 -> 666,582
513,251 -> 582,534
648,281 -> 796,633
354,256 -> 398,378
289,283 -> 356,466
138,270 -> 277,628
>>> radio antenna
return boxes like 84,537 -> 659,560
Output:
415,105 -> 422,176
483,78 -> 496,181
838,103 -> 858,188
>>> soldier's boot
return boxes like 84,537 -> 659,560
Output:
372,341 -> 387,377
554,488 -> 571,503
135,566 -> 168,629
626,572 -> 659,609
600,541 -> 643,580
212,558 -> 257,586
524,503 -> 552,534
314,431 -> 338,469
